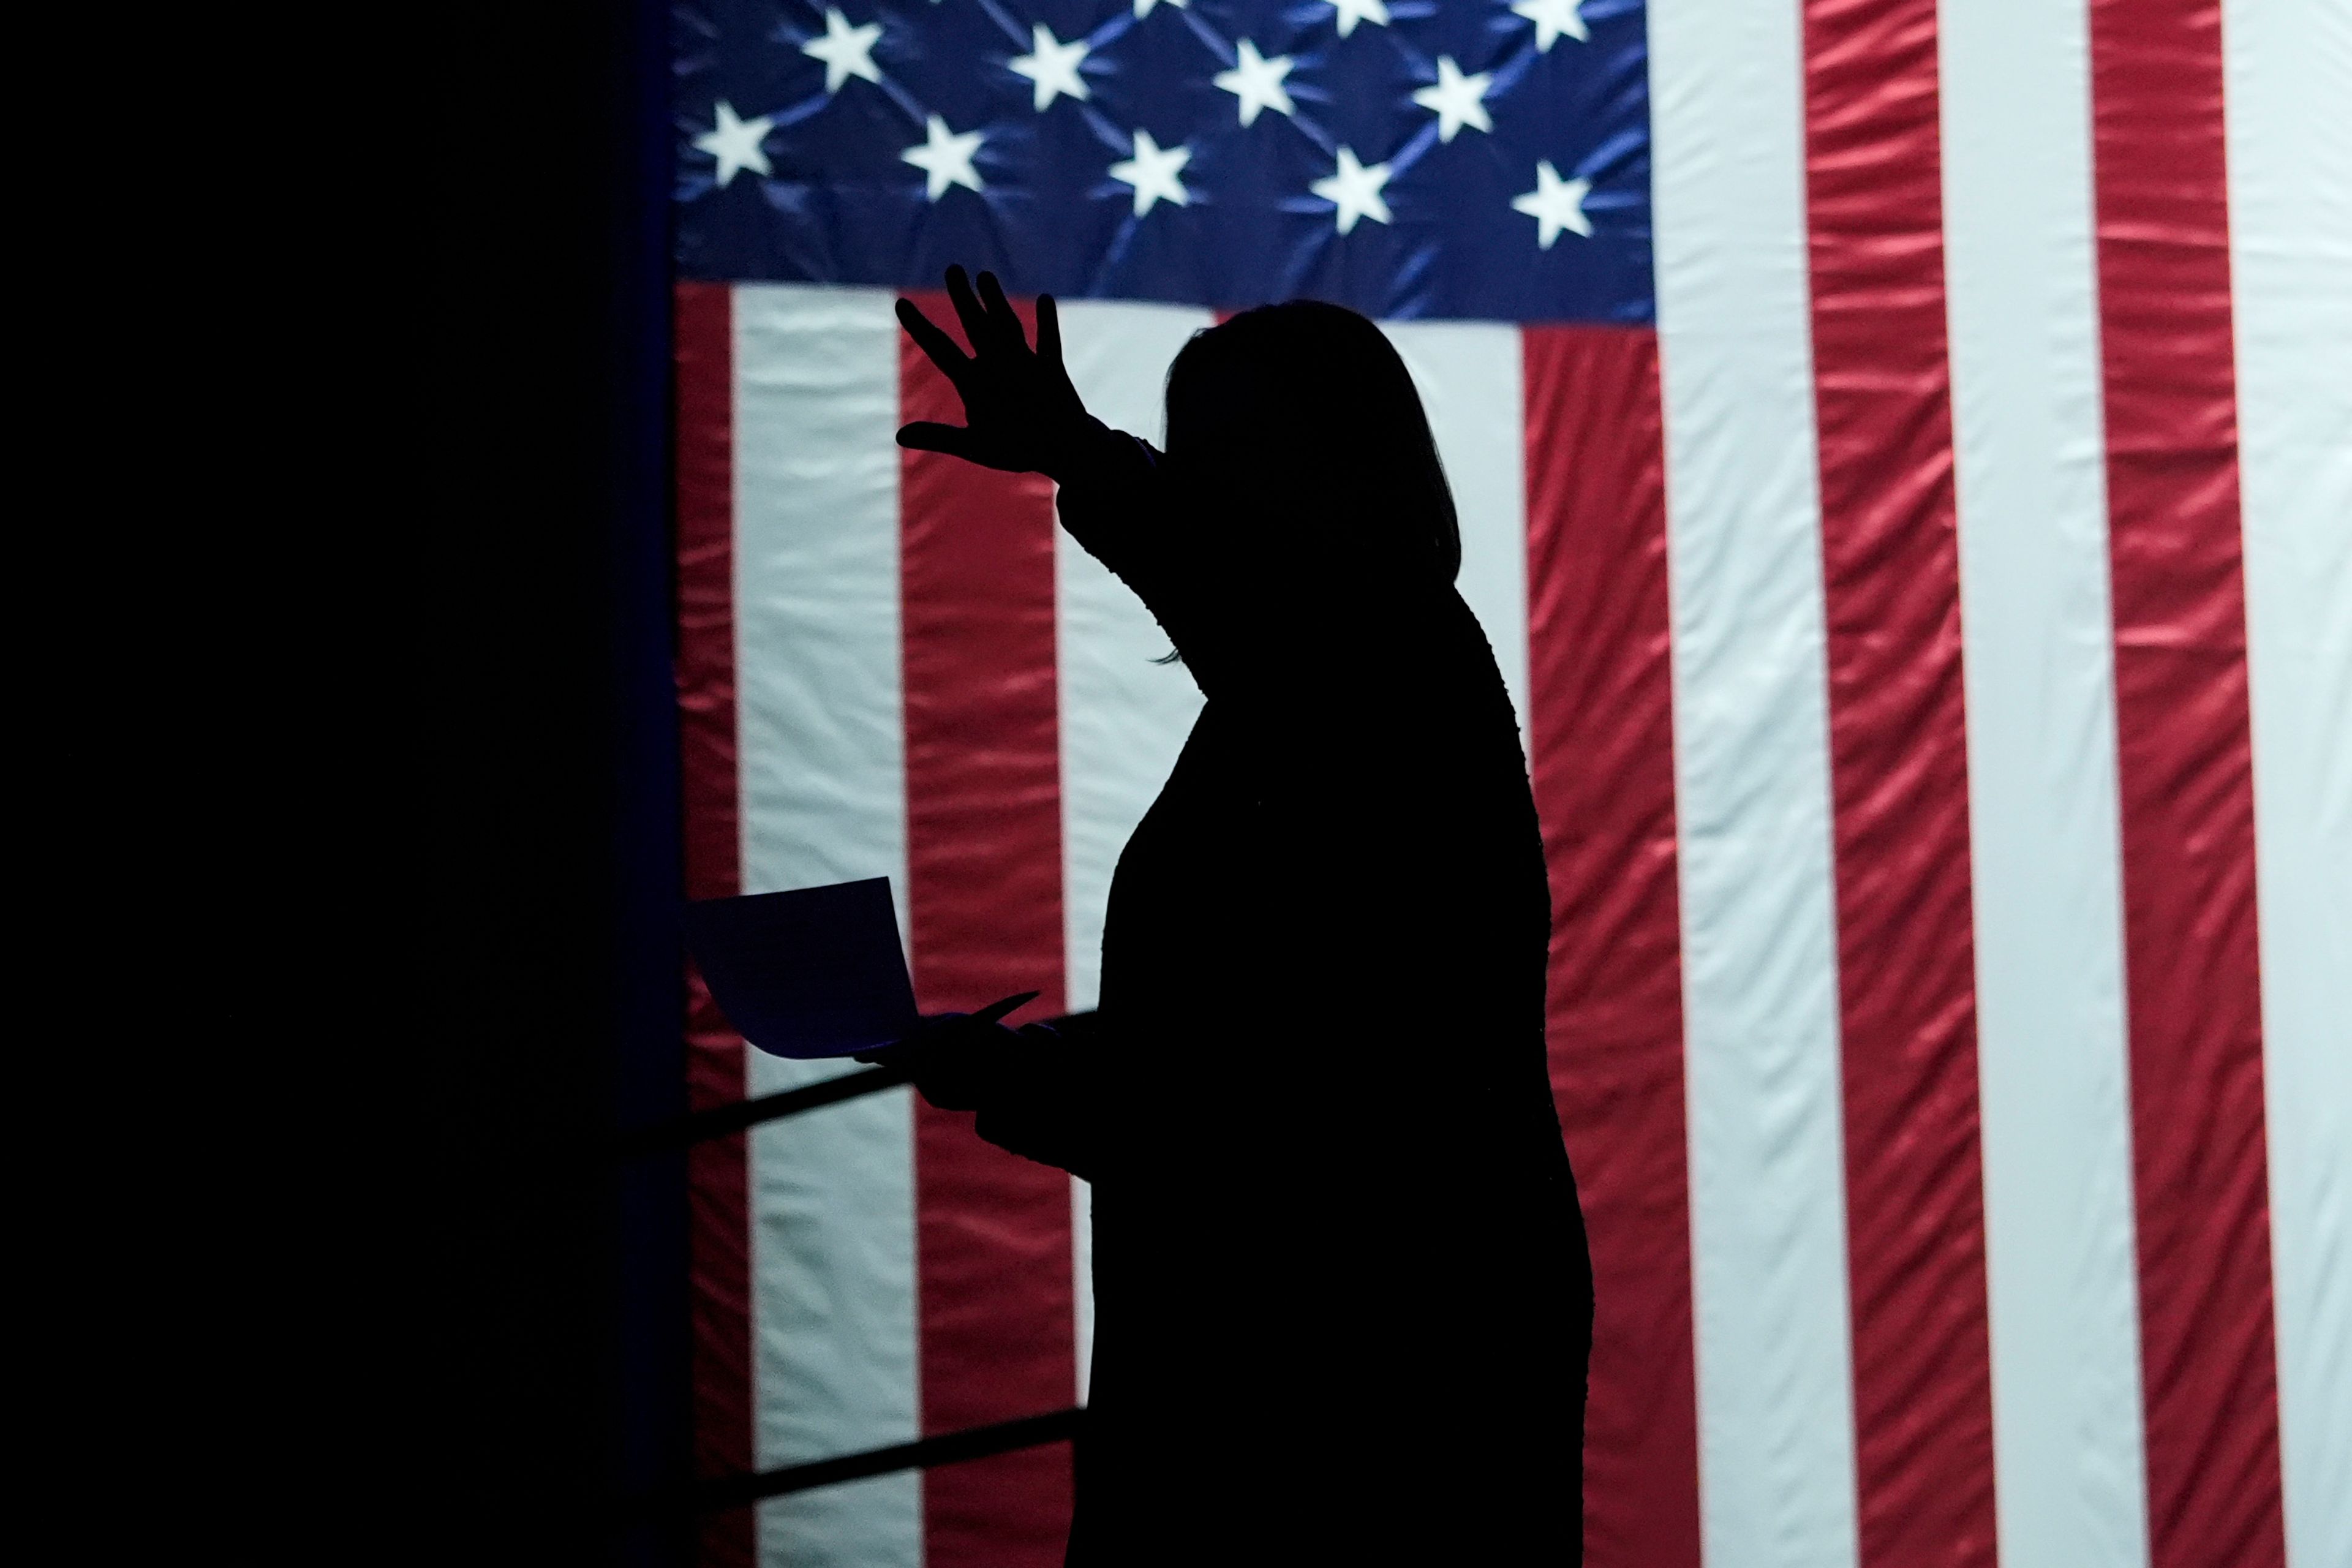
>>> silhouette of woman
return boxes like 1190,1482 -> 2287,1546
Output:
886,266 -> 1593,1564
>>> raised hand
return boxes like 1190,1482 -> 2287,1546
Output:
895,266 -> 1096,481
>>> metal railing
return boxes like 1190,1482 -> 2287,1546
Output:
613,1063 -> 911,1156
687,1408 -> 1084,1514
620,1014 -> 1095,1517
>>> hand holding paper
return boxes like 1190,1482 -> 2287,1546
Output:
851,991 -> 1039,1109
682,876 -> 1039,1060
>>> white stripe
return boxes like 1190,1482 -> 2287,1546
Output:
1055,299 -> 1214,1401
1385,322 -> 1532,743
1648,2 -> 1863,1564
1940,1 -> 2155,1562
2222,7 -> 2352,1565
734,284 -> 922,1568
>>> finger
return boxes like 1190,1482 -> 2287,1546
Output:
1035,293 -> 1063,369
896,421 -> 981,460
975,270 -> 1028,352
944,265 -> 991,354
895,297 -> 972,386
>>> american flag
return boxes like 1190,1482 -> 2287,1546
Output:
669,2 -> 2348,1566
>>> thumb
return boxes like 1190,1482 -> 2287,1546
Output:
897,421 -> 981,459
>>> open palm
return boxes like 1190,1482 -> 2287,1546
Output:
895,266 -> 1095,480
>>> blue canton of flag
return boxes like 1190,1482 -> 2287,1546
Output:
675,0 -> 1654,322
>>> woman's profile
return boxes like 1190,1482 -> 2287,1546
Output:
881,266 -> 1593,1564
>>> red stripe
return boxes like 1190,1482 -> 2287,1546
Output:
673,281 -> 754,1567
2086,4 -> 2286,1563
899,292 -> 1077,1567
1798,4 -> 1999,1564
1523,326 -> 1700,1568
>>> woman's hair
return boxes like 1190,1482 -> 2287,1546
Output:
1161,300 -> 1461,584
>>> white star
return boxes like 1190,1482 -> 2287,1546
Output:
1213,40 -> 1295,127
1133,0 -> 1186,13
1311,146 -> 1393,235
802,7 -> 883,94
1109,128 -> 1191,216
1512,0 -> 1588,50
1512,160 -> 1593,247
1411,56 -> 1493,143
1325,0 -> 1390,37
903,115 -> 985,200
693,100 -> 774,187
1009,23 -> 1090,111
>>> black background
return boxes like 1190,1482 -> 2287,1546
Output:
417,1 -> 689,1559
23,4 -> 690,1562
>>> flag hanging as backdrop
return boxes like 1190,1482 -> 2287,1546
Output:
669,2 -> 2348,1566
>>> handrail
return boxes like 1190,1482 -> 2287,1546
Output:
619,1016 -> 1098,1525
643,1407 -> 1086,1518
611,1064 -> 911,1156
613,1009 -> 1097,1155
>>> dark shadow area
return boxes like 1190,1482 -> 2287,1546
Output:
420,1 -> 688,1564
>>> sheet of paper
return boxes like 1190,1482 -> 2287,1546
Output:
682,877 -> 920,1058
